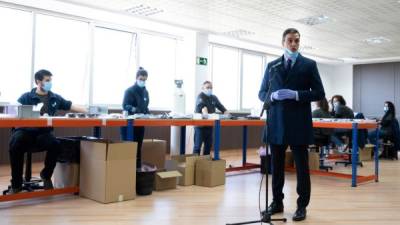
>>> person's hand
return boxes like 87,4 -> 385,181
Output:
271,89 -> 297,100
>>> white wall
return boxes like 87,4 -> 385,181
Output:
317,63 -> 353,107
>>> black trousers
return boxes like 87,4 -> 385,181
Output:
270,144 -> 311,208
121,126 -> 145,168
193,127 -> 213,155
9,130 -> 60,189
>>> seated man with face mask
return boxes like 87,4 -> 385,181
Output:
8,69 -> 87,194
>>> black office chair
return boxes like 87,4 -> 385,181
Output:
3,149 -> 44,195
313,134 -> 333,171
381,137 -> 398,160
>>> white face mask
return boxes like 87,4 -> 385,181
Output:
203,88 -> 212,96
384,106 -> 389,112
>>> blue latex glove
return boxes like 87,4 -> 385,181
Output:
271,89 -> 297,100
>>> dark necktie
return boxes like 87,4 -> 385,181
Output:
286,58 -> 292,71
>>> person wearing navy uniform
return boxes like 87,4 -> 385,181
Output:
258,28 -> 325,221
194,81 -> 228,155
8,69 -> 87,194
122,67 -> 149,168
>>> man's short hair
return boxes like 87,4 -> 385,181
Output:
34,69 -> 52,84
203,81 -> 212,86
282,28 -> 300,41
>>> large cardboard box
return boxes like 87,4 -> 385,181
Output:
167,154 -> 210,186
54,162 -> 79,188
195,159 -> 226,187
154,171 -> 182,191
79,140 -> 137,203
142,139 -> 167,170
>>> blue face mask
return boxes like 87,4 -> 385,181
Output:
42,81 -> 52,92
137,80 -> 146,88
384,106 -> 389,113
284,48 -> 299,60
203,89 -> 212,96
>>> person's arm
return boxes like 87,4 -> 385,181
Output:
70,105 -> 87,113
195,95 -> 206,113
214,96 -> 227,114
258,64 -> 270,102
122,89 -> 137,114
297,61 -> 325,102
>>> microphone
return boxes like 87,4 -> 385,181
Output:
260,61 -> 281,117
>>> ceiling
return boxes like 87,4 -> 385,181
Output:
58,0 -> 400,62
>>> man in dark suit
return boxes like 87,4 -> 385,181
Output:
258,28 -> 325,221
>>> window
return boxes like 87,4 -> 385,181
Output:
139,33 -> 177,109
92,27 -> 136,106
210,46 -> 240,110
210,45 -> 266,111
242,53 -> 265,109
0,7 -> 32,103
34,14 -> 90,105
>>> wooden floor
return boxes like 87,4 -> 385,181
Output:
0,149 -> 399,225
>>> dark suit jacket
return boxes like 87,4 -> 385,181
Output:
258,54 -> 325,145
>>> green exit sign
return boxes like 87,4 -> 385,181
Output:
196,57 -> 208,65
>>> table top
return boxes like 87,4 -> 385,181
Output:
0,117 -> 378,129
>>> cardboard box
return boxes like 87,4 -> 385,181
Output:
285,151 -> 293,167
308,152 -> 320,170
142,139 -> 167,170
360,145 -> 373,161
79,140 -> 137,203
195,159 -> 226,187
54,162 -> 79,188
293,151 -> 320,170
167,154 -> 210,186
154,171 -> 182,191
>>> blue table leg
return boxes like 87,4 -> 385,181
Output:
180,126 -> 186,155
242,126 -> 248,166
93,126 -> 101,138
127,119 -> 134,141
351,123 -> 358,187
375,127 -> 380,182
214,120 -> 221,160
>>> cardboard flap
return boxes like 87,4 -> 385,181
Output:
107,142 -> 137,160
81,141 -> 107,161
157,171 -> 182,179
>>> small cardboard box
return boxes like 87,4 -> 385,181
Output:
360,145 -> 373,161
54,162 -> 79,188
79,140 -> 137,203
154,171 -> 182,191
142,139 -> 167,170
285,151 -> 293,167
168,154 -> 210,186
293,151 -> 320,170
308,152 -> 320,170
195,159 -> 226,187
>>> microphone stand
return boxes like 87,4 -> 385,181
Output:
227,69 -> 287,224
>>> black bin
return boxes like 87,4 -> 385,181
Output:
136,163 -> 157,196
57,136 -> 100,163
260,155 -> 272,175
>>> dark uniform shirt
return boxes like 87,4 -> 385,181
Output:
195,92 -> 226,114
333,105 -> 354,119
122,84 -> 149,115
17,88 -> 72,133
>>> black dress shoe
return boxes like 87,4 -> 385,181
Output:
292,207 -> 307,221
261,201 -> 284,216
